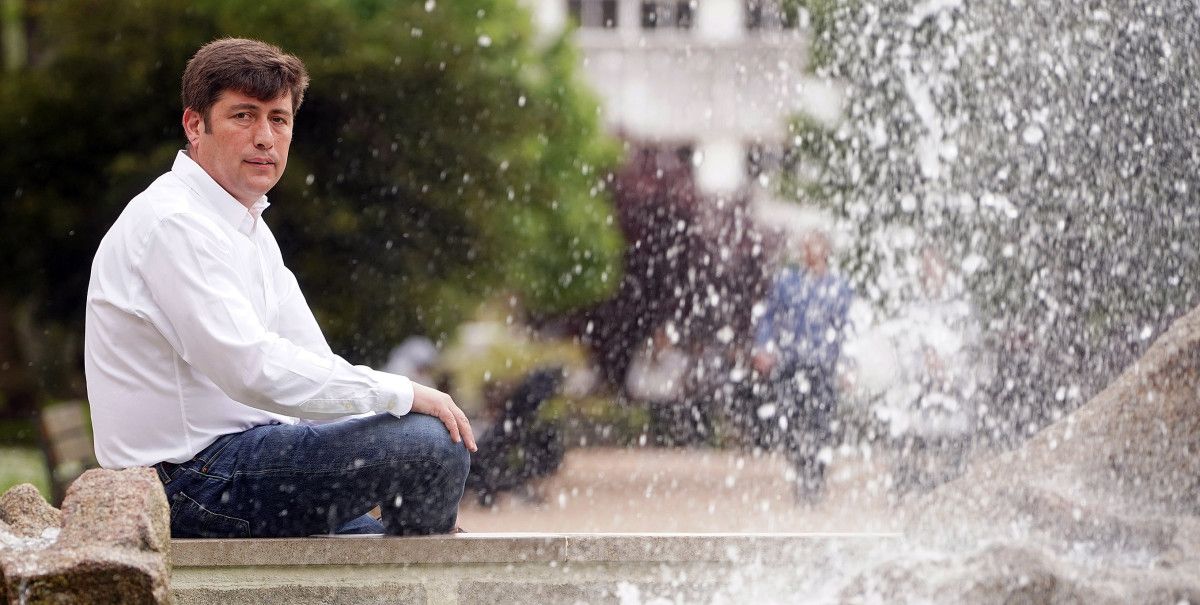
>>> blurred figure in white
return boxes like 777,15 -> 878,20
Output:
384,337 -> 440,389
626,323 -> 699,445
626,323 -> 689,404
858,248 -> 987,492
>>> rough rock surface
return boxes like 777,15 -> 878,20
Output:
0,484 -> 61,539
0,468 -> 171,604
842,303 -> 1200,602
838,543 -> 1200,604
909,301 -> 1200,544
58,466 -> 171,554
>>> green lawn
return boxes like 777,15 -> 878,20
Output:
0,447 -> 50,500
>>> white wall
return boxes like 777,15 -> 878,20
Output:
527,0 -> 841,195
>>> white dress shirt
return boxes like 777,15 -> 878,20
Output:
85,151 -> 414,469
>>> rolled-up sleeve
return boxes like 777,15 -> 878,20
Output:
136,213 -> 413,419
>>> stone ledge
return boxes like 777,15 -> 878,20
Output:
171,533 -> 902,604
172,532 -> 901,567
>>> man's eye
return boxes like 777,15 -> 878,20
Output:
272,117 -> 289,125
234,112 -> 251,119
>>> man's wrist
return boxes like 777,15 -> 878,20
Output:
372,370 -> 414,417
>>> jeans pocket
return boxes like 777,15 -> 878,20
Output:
170,492 -> 251,538
192,433 -> 241,478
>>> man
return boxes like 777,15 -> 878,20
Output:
84,38 -> 475,537
751,230 -> 853,501
625,324 -> 703,445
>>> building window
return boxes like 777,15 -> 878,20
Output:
568,0 -> 618,28
746,144 -> 792,184
641,1 -> 695,29
745,0 -> 803,30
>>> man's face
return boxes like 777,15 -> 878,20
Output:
182,90 -> 293,207
802,234 -> 831,270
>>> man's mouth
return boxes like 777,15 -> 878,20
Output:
246,159 -> 274,166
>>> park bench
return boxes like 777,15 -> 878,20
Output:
37,399 -> 97,505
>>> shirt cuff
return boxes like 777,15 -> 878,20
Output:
372,370 -> 414,417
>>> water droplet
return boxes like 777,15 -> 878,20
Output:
1022,124 -> 1045,145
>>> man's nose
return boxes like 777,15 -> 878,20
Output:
253,118 -> 273,149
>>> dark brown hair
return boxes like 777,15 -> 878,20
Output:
182,38 -> 310,130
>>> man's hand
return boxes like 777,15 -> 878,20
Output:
411,382 -> 477,452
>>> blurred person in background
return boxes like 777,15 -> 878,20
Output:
384,336 -> 441,389
869,248 -> 986,491
751,230 -> 853,502
625,323 -> 703,446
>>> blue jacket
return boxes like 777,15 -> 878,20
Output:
754,266 -> 853,373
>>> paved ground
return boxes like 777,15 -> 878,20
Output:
457,446 -> 903,533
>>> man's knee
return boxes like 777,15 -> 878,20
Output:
390,413 -> 471,478
443,436 -> 470,484
426,420 -> 470,482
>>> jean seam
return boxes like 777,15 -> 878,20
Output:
229,455 -> 451,480
178,465 -> 235,482
175,491 -> 251,538
198,434 -> 241,471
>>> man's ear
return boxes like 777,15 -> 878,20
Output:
182,107 -> 204,146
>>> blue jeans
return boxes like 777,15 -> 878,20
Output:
155,413 -> 470,537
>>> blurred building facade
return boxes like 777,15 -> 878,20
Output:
528,0 -> 840,213
528,2 -> 846,395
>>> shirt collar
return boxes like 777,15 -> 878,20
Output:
171,151 -> 271,235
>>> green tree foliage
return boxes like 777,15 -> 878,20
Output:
0,0 -> 622,398
777,0 -> 839,67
